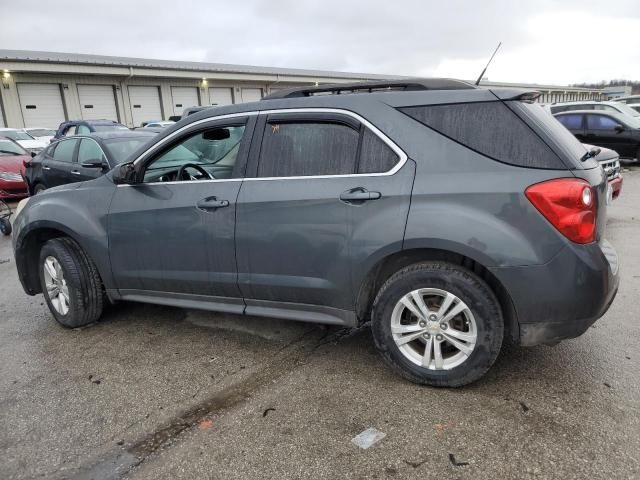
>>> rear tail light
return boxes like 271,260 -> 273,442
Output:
525,178 -> 597,244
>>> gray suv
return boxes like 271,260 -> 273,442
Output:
12,80 -> 619,386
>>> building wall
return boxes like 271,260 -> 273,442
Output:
0,71 -> 314,128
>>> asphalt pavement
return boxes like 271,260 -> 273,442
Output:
0,165 -> 638,480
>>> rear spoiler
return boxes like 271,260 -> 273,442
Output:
490,88 -> 542,102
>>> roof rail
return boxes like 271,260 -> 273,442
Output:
262,78 -> 475,100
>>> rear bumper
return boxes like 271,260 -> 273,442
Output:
490,239 -> 619,346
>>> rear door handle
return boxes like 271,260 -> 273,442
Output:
196,197 -> 230,211
71,170 -> 81,175
339,187 -> 382,204
43,165 -> 51,170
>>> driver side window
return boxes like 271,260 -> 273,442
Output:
143,125 -> 246,183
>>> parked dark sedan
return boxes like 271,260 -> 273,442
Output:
25,131 -> 156,194
52,119 -> 129,143
554,110 -> 640,161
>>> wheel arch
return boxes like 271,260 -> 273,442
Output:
355,247 -> 519,343
14,221 -> 107,296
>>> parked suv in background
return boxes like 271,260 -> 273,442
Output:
547,100 -> 640,119
554,110 -> 640,161
25,131 -> 156,194
52,120 -> 129,142
12,80 -> 619,386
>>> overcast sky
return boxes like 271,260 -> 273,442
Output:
1,0 -> 639,85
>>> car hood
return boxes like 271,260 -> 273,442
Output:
17,139 -> 47,149
0,154 -> 29,174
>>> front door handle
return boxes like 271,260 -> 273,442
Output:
340,187 -> 381,204
43,165 -> 51,170
196,197 -> 230,211
71,170 -> 81,175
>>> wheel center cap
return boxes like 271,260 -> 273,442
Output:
426,320 -> 440,334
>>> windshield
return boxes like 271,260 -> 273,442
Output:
1,130 -> 34,141
103,137 -> 153,164
0,139 -> 27,156
93,124 -> 130,132
26,128 -> 56,137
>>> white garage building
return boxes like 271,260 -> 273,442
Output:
0,49 -> 608,129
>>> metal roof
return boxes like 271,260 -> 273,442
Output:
0,49 -> 401,80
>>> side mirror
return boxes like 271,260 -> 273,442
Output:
614,125 -> 625,133
111,162 -> 137,185
81,158 -> 109,170
30,151 -> 37,158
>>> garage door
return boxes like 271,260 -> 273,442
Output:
209,87 -> 233,106
17,83 -> 66,128
128,86 -> 162,127
240,88 -> 262,103
78,85 -> 118,121
171,87 -> 199,116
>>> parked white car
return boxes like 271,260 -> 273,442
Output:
0,128 -> 48,154
23,127 -> 56,143
143,121 -> 175,128
544,100 -> 640,119
628,104 -> 640,114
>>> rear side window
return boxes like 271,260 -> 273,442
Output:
586,115 -> 621,130
400,101 -> 565,169
52,139 -> 77,162
258,122 -> 359,177
358,129 -> 399,173
556,114 -> 583,130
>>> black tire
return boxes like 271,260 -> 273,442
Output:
33,183 -> 46,195
0,218 -> 11,236
38,237 -> 103,328
371,262 -> 503,387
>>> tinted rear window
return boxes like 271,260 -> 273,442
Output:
258,122 -> 359,177
400,101 -> 566,169
358,128 -> 399,173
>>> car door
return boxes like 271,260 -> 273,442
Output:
75,138 -> 108,181
585,114 -> 635,157
235,110 -> 414,322
43,138 -> 79,187
108,115 -> 255,312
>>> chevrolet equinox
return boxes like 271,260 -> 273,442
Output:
12,79 -> 620,386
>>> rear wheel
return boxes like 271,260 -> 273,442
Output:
371,262 -> 503,387
39,237 -> 103,328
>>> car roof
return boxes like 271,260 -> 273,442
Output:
76,131 -> 156,140
61,119 -> 123,125
551,100 -> 618,106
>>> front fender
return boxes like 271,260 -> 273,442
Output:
13,178 -> 116,291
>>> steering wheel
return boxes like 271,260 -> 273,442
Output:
176,163 -> 214,181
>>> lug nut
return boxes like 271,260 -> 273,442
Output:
423,333 -> 431,339
440,323 -> 448,330
436,334 -> 443,341
419,321 -> 426,328
429,314 -> 437,321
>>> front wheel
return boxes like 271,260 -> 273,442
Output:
39,237 -> 104,328
371,262 -> 503,387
